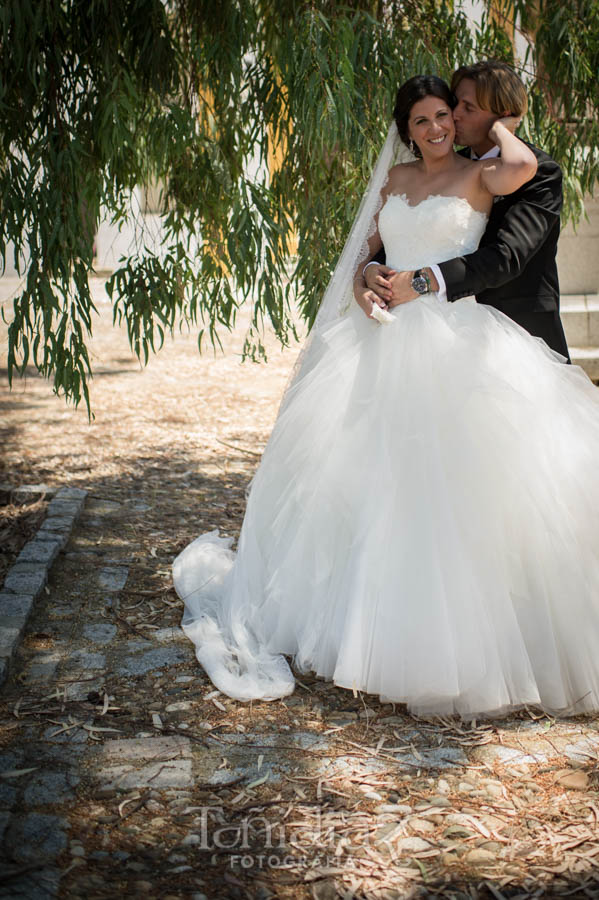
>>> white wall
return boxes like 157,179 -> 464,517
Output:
558,198 -> 599,296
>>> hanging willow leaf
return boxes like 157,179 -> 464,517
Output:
0,0 -> 598,411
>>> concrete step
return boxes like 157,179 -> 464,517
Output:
561,294 -> 599,348
570,347 -> 599,382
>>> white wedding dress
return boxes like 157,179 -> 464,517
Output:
173,192 -> 599,718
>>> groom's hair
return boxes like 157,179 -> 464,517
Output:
451,60 -> 528,117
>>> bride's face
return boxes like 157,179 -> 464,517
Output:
408,96 -> 455,158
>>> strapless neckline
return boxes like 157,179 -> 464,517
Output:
385,192 -> 489,220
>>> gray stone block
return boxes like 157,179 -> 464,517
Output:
125,639 -> 154,651
38,515 -> 74,533
23,771 -> 80,806
0,810 -> 10,842
25,658 -> 60,684
2,614 -> 30,630
47,498 -> 84,517
36,530 -> 69,551
42,724 -> 87,744
3,564 -> 47,597
37,519 -> 73,550
48,603 -> 84,619
0,624 -> 25,656
0,866 -> 61,899
17,538 -> 61,566
5,812 -> 69,864
0,782 -> 18,811
208,731 -> 328,752
18,483 -> 58,499
117,645 -> 188,676
98,758 -> 193,791
39,742 -> 87,762
154,627 -> 186,643
64,679 -> 104,701
67,649 -> 106,670
394,747 -> 468,770
55,486 -> 87,502
5,562 -> 42,574
564,736 -> 599,763
101,735 -> 192,762
0,482 -> 14,503
82,623 -> 117,644
187,732 -> 332,786
97,566 -> 129,591
0,750 -> 25,773
0,483 -> 58,503
0,592 -> 35,619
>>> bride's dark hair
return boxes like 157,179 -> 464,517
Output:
393,75 -> 456,157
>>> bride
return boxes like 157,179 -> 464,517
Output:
173,75 -> 599,718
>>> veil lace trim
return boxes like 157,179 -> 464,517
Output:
313,121 -> 407,329
279,122 -> 414,406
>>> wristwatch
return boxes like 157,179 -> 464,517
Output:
411,269 -> 431,295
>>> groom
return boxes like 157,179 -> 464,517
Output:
364,60 -> 570,360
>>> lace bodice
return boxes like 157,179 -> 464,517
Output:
378,193 -> 488,272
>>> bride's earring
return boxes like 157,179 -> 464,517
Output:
409,138 -> 416,154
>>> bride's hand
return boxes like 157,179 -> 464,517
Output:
488,114 -> 522,139
354,281 -> 388,319
364,263 -> 395,304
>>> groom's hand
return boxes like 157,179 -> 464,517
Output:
387,268 -> 440,308
365,264 -> 416,307
386,271 -> 418,307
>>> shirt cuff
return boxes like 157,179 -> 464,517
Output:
430,264 -> 447,302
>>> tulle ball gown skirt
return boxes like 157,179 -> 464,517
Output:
173,296 -> 599,718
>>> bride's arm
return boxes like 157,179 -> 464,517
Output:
352,196 -> 390,320
479,119 -> 538,196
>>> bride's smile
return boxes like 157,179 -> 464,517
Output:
407,96 -> 455,158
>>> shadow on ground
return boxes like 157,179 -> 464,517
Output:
0,447 -> 598,900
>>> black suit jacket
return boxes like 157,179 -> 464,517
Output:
372,142 -> 570,358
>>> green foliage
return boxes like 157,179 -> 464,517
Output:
1,0 -> 598,409
513,0 -> 599,218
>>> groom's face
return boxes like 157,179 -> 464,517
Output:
453,78 -> 499,153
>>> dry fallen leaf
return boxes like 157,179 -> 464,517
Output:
554,770 -> 590,791
0,767 -> 39,779
246,772 -> 269,789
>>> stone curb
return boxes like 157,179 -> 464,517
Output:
0,485 -> 88,689
0,482 -> 58,505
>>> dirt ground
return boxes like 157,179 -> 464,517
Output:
2,279 -> 599,900
1,276 -> 302,602
0,277 -> 300,523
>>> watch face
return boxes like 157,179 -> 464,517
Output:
412,276 -> 427,294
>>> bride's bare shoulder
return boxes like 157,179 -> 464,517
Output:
385,162 -> 419,195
